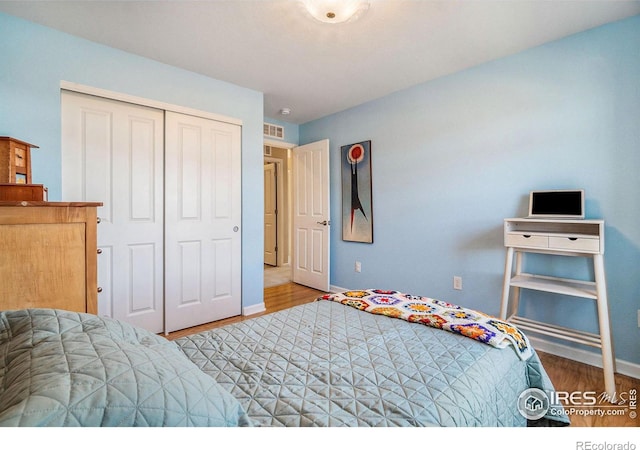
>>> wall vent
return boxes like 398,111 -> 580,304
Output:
263,122 -> 284,140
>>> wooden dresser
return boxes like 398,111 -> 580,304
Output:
0,201 -> 102,314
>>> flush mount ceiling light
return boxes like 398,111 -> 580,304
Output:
279,108 -> 291,115
302,0 -> 370,24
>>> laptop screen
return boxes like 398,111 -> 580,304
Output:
529,190 -> 584,218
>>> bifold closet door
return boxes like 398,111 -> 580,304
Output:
164,111 -> 242,333
61,91 -> 165,333
63,92 -> 242,334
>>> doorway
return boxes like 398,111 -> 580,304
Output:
263,139 -> 331,292
264,145 -> 292,287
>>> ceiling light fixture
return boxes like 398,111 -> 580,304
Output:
302,0 -> 369,24
280,108 -> 291,115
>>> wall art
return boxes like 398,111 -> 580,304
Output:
341,140 -> 373,243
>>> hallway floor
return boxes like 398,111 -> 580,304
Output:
264,264 -> 292,288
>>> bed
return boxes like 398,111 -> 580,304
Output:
0,289 -> 569,427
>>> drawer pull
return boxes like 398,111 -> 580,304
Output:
97,287 -> 103,293
568,238 -> 578,241
523,235 -> 531,238
97,248 -> 103,254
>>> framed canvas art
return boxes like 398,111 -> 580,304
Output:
341,140 -> 373,243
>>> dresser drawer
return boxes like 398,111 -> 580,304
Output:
548,236 -> 600,253
505,233 -> 548,248
0,183 -> 47,201
0,202 -> 102,314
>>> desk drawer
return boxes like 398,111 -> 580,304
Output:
549,236 -> 599,253
505,233 -> 548,248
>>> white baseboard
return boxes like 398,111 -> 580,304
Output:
243,302 -> 266,317
329,284 -> 349,293
529,335 -> 640,380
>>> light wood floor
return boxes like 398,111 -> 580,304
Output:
165,282 -> 323,340
537,352 -> 638,427
166,282 -> 639,427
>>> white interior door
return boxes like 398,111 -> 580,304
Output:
164,111 -> 242,333
292,139 -> 330,291
61,91 -> 165,332
264,162 -> 277,266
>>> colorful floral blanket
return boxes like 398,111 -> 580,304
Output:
319,289 -> 532,361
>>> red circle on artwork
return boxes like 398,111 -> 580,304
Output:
348,144 -> 365,164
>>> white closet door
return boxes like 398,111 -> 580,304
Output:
61,91 -> 165,332
164,111 -> 242,333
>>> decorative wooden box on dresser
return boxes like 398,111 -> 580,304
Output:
0,137 -> 39,184
0,201 -> 103,314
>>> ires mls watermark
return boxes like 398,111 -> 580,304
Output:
517,387 -> 637,420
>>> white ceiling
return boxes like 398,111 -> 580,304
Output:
1,1 -> 639,124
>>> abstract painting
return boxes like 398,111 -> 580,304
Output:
341,140 -> 373,243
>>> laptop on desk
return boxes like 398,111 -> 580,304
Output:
526,189 -> 585,219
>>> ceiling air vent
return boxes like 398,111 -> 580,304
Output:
264,122 -> 284,140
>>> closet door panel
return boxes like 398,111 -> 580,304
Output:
165,111 -> 241,333
130,118 -> 158,220
178,125 -> 202,219
179,240 -> 202,304
62,91 -> 165,333
129,243 -> 158,313
213,132 -> 233,216
212,238 -> 233,296
75,108 -> 113,221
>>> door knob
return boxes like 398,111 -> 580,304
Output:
233,226 -> 239,232
316,220 -> 330,226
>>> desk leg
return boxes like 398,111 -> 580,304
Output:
500,247 -> 514,320
594,254 -> 616,399
512,251 -> 523,318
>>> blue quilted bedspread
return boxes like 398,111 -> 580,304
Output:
177,300 -> 569,427
0,309 -> 250,426
0,302 -> 569,427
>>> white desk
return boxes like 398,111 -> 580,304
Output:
499,218 -> 615,397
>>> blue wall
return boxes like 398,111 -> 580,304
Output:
300,16 -> 640,365
0,12 -> 265,309
1,10 -> 637,365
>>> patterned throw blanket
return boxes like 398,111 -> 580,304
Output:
319,289 -> 532,361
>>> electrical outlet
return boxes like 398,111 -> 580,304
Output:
355,261 -> 362,273
453,276 -> 462,290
